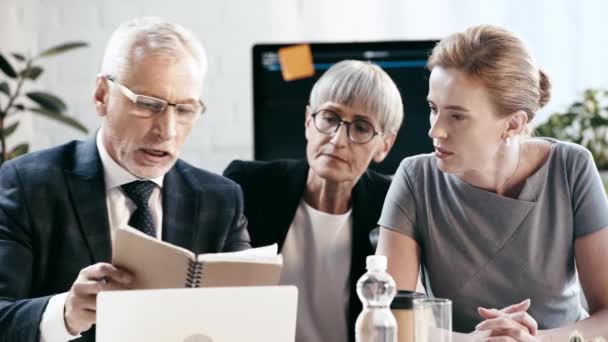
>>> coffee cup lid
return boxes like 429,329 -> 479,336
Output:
390,290 -> 426,309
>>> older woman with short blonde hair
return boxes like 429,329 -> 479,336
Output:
225,60 -> 403,342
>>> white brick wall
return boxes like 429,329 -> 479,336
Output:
2,0 -> 608,173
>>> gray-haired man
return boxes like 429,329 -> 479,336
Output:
0,17 -> 250,342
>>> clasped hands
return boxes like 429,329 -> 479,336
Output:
471,299 -> 541,342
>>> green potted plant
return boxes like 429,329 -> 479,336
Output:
535,88 -> 608,191
0,41 -> 89,165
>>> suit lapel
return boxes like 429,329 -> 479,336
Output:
65,137 -> 112,263
348,174 -> 377,342
275,160 -> 309,251
161,163 -> 198,251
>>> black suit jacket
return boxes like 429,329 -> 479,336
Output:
223,159 -> 391,342
0,137 -> 251,342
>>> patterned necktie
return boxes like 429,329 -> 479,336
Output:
121,180 -> 156,237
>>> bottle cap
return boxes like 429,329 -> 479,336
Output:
366,255 -> 387,271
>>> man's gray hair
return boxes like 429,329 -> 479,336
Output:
100,17 -> 207,81
308,60 -> 404,134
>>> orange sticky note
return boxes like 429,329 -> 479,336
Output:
278,44 -> 315,81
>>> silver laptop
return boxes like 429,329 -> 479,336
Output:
97,286 -> 298,342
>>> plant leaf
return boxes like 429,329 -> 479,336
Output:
26,92 -> 67,113
590,116 -> 608,127
0,81 -> 10,96
38,41 -> 89,58
20,66 -> 44,80
0,53 -> 18,78
29,107 -> 88,133
11,53 -> 26,62
2,122 -> 19,137
8,143 -> 29,159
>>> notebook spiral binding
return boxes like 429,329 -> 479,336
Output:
186,260 -> 204,287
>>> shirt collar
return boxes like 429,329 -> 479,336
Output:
96,129 -> 164,190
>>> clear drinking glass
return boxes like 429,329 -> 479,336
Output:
413,298 -> 452,342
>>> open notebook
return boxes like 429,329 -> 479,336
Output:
112,226 -> 283,289
97,286 -> 298,342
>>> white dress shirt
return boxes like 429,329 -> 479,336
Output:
39,130 -> 164,342
279,199 -> 353,342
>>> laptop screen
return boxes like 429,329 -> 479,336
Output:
252,40 -> 437,175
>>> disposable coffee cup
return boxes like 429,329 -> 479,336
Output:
390,290 -> 426,342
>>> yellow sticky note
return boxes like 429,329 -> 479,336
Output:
278,44 -> 315,81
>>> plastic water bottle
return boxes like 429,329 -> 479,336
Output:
355,255 -> 397,342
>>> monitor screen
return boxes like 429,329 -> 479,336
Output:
252,40 -> 437,175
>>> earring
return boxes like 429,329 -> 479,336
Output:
505,136 -> 511,146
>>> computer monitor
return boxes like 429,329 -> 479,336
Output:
252,40 -> 437,175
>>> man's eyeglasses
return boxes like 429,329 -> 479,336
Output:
311,109 -> 382,144
106,75 -> 206,123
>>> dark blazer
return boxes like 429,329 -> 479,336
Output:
0,137 -> 251,342
223,159 -> 391,342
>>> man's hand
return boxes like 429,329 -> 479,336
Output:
64,263 -> 133,335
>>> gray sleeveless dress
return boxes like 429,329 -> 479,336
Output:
378,139 -> 608,332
